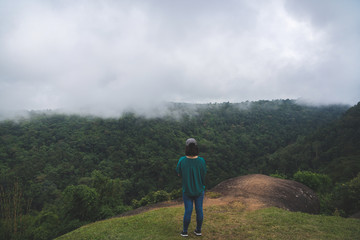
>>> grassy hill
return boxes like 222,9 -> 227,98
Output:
57,203 -> 360,240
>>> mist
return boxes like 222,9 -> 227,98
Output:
0,0 -> 359,118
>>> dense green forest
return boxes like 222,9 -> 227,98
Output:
0,99 -> 357,240
266,102 -> 360,180
266,102 -> 360,216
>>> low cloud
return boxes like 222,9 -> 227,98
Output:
0,0 -> 359,117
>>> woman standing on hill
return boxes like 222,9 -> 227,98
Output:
176,138 -> 207,237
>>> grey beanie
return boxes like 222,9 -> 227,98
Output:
186,138 -> 197,146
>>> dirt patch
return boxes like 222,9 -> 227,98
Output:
210,174 -> 320,214
117,174 -> 320,218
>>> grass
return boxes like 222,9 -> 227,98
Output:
57,201 -> 360,240
205,191 -> 222,199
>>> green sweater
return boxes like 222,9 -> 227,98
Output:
176,156 -> 207,197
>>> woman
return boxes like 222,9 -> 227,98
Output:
176,138 -> 207,237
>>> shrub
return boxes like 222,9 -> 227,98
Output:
132,190 -> 171,208
170,188 -> 182,200
332,173 -> 360,216
270,171 -> 287,179
113,205 -> 131,215
131,199 -> 140,209
293,171 -> 332,193
62,185 -> 99,221
153,190 -> 170,203
206,191 -> 222,199
99,205 -> 114,219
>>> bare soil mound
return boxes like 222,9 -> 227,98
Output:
210,174 -> 320,214
117,174 -> 320,218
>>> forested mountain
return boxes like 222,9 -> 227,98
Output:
264,102 -> 360,217
266,102 -> 360,181
0,100 -> 352,239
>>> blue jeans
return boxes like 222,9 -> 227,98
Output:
182,191 -> 204,232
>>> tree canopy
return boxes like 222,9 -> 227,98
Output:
1,99 -> 356,240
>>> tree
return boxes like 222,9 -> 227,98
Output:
0,181 -> 31,240
62,185 -> 99,221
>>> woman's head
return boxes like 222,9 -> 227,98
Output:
185,138 -> 199,156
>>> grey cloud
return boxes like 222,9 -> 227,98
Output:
0,0 -> 359,118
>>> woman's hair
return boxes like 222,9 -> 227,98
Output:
185,143 -> 199,156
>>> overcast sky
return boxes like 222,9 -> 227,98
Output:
0,0 -> 359,117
